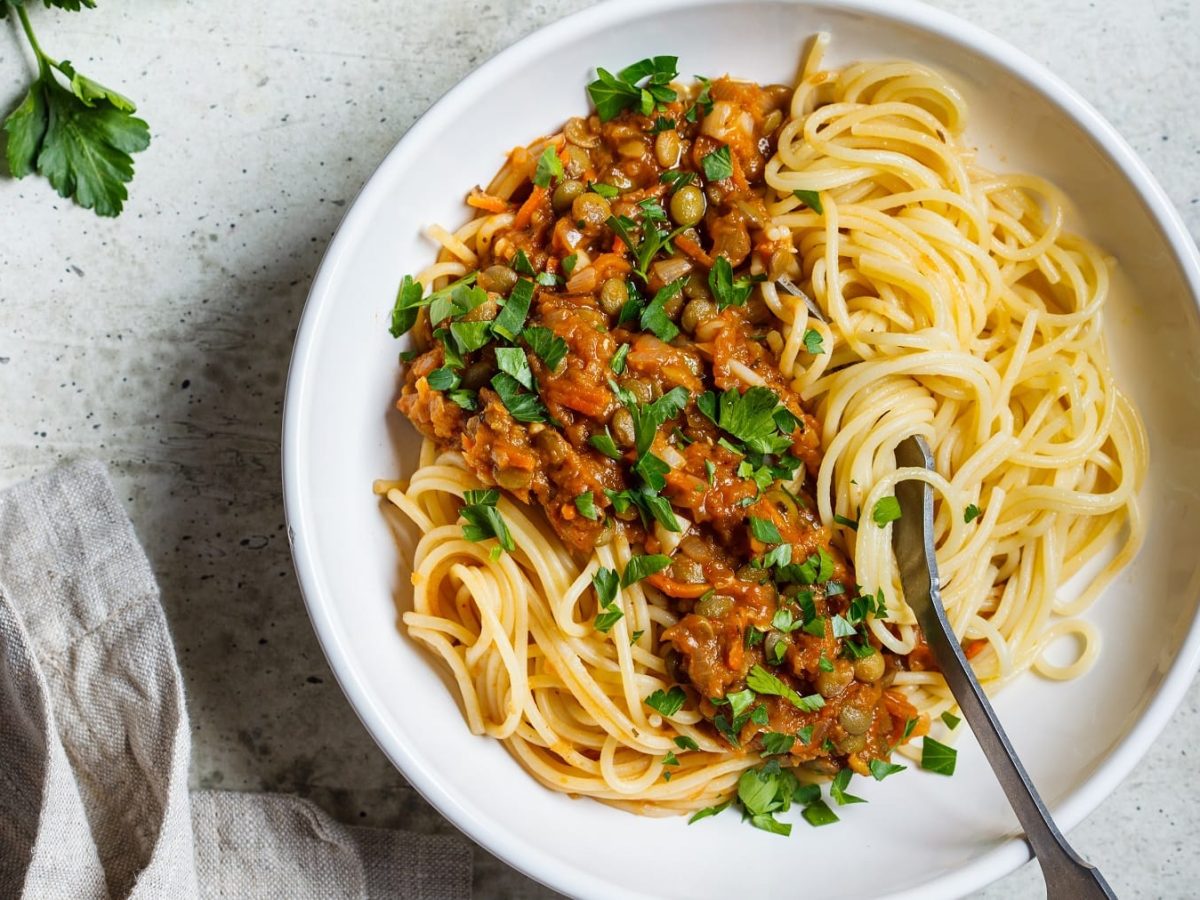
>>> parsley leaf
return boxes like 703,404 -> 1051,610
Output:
660,170 -> 696,193
610,343 -> 630,374
868,758 -> 907,781
588,429 -> 623,460
750,516 -> 783,544
589,181 -> 619,199
587,56 -> 679,121
833,513 -> 859,531
459,489 -> 515,551
964,504 -> 982,523
492,279 -> 534,340
746,665 -> 824,712
794,189 -> 824,214
674,735 -> 700,751
532,145 -> 563,188
495,347 -> 534,390
830,768 -> 867,806
872,496 -> 902,527
3,5 -> 149,217
701,145 -> 733,181
760,732 -> 795,757
426,367 -> 460,391
697,386 -> 793,455
644,685 -> 687,717
592,566 -> 619,606
941,711 -> 961,730
921,737 -> 958,775
450,321 -> 492,355
521,325 -> 567,372
622,554 -> 672,587
511,249 -> 536,276
575,491 -> 600,521
640,279 -> 682,342
594,607 -> 624,632
389,275 -> 424,338
490,372 -> 547,423
801,800 -> 839,827
688,801 -> 730,824
707,256 -> 764,310
803,328 -> 825,354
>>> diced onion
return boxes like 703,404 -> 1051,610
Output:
651,256 -> 693,286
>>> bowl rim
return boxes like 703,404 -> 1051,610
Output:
281,1 -> 1200,897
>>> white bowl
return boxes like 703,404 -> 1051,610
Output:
282,1 -> 1200,896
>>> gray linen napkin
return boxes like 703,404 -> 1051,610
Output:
0,461 -> 472,899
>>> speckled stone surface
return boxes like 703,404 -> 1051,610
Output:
1,1 -> 1197,897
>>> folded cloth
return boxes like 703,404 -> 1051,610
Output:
0,461 -> 472,900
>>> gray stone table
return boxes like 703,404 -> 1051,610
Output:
1,0 -> 1197,896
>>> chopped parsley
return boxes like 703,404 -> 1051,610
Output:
561,253 -> 578,276
490,372 -> 547,423
532,145 -> 563,188
746,665 -> 824,712
644,685 -> 687,718
701,145 -> 733,181
450,320 -> 492,355
801,800 -> 839,827
588,429 -> 623,460
872,496 -> 902,527
921,737 -> 957,776
587,56 -> 679,121
868,758 -> 906,781
794,189 -> 824,214
833,513 -> 859,531
511,249 -> 536,276
760,732 -> 795,757
589,181 -> 620,199
829,768 -> 867,806
593,607 -> 624,632
662,751 -> 680,767
459,489 -> 515,552
640,279 -> 683,342
660,170 -> 696,193
521,325 -> 567,371
688,800 -> 730,825
674,735 -> 700,751
803,328 -> 825,355
610,343 -> 630,374
749,516 -> 783,544
426,367 -> 459,391
941,711 -> 961,730
575,491 -> 600,521
592,567 -> 618,606
964,503 -> 982,523
495,347 -> 534,390
621,553 -> 672,587
708,256 -> 764,310
696,386 -> 794,455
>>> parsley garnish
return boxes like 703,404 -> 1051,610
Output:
868,758 -> 906,781
830,769 -> 867,806
575,491 -> 599,521
640,278 -> 683,342
592,566 -> 618,606
610,343 -> 630,374
760,732 -> 795,757
872,496 -> 902,526
660,170 -> 696,193
749,516 -> 783,544
512,249 -> 536,276
532,145 -> 563,188
586,56 -> 679,121
490,372 -> 547,423
459,489 -> 515,551
622,553 -> 672,587
447,389 -> 477,411
644,685 -> 687,717
964,503 -> 982,523
520,325 -> 567,372
802,328 -> 825,354
589,181 -> 619,199
588,429 -> 623,460
707,256 -> 764,310
389,273 -> 480,338
801,800 -> 839,827
794,189 -> 824,214
674,735 -> 700,751
2,2 -> 150,216
701,145 -> 733,181
833,513 -> 859,531
594,607 -> 623,632
685,76 -> 714,123
746,665 -> 824,712
921,737 -> 957,775
902,717 -> 919,740
688,801 -> 730,824
426,367 -> 459,391
941,711 -> 961,729
561,253 -> 578,277
450,321 -> 492,355
630,630 -> 644,644
495,347 -> 534,390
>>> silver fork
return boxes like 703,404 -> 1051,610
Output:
891,435 -> 1116,899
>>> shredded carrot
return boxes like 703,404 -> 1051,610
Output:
466,191 -> 510,214
544,379 -> 612,419
673,234 -> 713,268
590,252 -> 632,281
646,572 -> 713,599
965,639 -> 988,659
729,150 -> 750,193
513,185 -> 547,229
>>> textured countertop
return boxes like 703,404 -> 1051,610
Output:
2,1 -> 1197,897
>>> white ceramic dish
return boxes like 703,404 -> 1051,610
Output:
282,1 -> 1200,896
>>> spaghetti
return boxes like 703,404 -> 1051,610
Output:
375,35 -> 1147,820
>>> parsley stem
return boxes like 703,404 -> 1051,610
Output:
15,5 -> 54,76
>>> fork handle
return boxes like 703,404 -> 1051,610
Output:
892,439 -> 1116,899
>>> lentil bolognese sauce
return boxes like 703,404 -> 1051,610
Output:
377,40 -> 1146,832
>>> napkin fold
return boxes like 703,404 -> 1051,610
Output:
0,461 -> 472,899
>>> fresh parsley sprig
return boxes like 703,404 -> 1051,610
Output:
587,56 -> 679,122
2,0 -> 150,216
